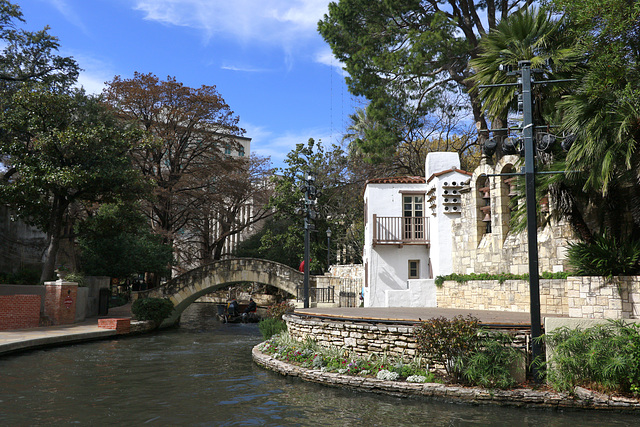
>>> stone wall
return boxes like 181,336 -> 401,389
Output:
284,313 -> 529,360
328,264 -> 364,281
252,346 -> 640,411
451,156 -> 575,275
436,276 -> 640,319
437,279 -> 569,316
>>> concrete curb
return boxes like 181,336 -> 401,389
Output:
0,320 -> 156,357
252,345 -> 640,411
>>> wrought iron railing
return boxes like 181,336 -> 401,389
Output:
338,278 -> 362,307
372,215 -> 429,245
296,286 -> 335,303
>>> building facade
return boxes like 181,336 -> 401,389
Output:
362,152 -> 576,308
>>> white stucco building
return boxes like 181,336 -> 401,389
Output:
362,152 -> 471,307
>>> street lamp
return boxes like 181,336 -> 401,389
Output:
326,228 -> 332,272
302,172 -> 317,308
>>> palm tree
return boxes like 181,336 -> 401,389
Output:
469,7 -> 579,130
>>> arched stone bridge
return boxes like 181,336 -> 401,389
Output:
134,258 -> 309,328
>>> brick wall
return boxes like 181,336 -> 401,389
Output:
0,294 -> 41,330
44,282 -> 77,325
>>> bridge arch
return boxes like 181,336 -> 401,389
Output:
134,258 -> 304,328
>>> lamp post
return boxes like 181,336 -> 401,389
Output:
326,228 -> 332,272
479,61 -> 573,381
302,172 -> 317,308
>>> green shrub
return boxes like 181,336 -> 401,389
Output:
258,317 -> 287,340
543,320 -> 640,395
413,315 -> 481,379
131,297 -> 174,324
0,267 -> 40,285
435,271 -> 570,287
463,333 -> 524,389
567,233 -> 640,277
266,301 -> 295,320
65,272 -> 86,287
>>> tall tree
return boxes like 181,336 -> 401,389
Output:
76,202 -> 173,279
0,0 -> 78,92
264,139 -> 364,271
551,0 -> 640,242
174,154 -> 274,270
103,72 -> 244,254
318,0 -> 533,156
0,88 -> 148,281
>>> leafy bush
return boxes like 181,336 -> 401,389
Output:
435,271 -> 570,287
266,301 -> 295,320
0,267 -> 40,285
463,333 -> 524,389
413,315 -> 481,379
65,272 -> 86,287
567,233 -> 640,277
543,320 -> 640,395
131,297 -> 174,324
258,317 -> 287,340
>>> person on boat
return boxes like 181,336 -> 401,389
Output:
228,298 -> 239,316
243,297 -> 257,315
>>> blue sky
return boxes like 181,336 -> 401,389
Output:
18,0 -> 357,170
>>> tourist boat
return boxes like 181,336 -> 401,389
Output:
216,303 -> 260,323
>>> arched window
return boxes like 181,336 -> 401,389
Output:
478,175 -> 491,234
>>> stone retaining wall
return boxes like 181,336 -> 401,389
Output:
252,346 -> 640,411
436,276 -> 640,319
284,314 -> 530,361
437,279 -> 568,315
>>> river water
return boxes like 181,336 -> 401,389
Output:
0,303 -> 637,426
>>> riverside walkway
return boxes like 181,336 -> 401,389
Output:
0,304 -> 134,356
0,305 -> 553,357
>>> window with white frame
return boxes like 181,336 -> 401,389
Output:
408,260 -> 420,279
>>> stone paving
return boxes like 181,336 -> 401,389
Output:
0,303 -> 134,356
295,306 -> 560,326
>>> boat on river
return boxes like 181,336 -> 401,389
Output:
216,303 -> 260,323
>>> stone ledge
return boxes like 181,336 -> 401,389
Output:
252,345 -> 640,411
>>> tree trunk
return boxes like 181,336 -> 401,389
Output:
40,197 -> 69,283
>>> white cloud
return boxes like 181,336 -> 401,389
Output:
44,0 -> 90,34
314,47 -> 347,76
131,0 -> 329,48
69,53 -> 115,95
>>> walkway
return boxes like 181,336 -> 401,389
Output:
0,305 -> 558,357
0,303 -> 133,357
295,306 -> 560,327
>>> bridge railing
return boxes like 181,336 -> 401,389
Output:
296,286 -> 335,304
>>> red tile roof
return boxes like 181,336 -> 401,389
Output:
365,176 -> 426,185
426,168 -> 472,183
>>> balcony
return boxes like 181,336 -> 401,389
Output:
372,215 -> 429,246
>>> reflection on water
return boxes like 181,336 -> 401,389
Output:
0,303 -> 637,426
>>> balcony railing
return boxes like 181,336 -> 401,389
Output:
372,215 -> 429,245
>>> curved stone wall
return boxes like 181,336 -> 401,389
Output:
284,313 -> 530,360
252,346 -> 640,411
